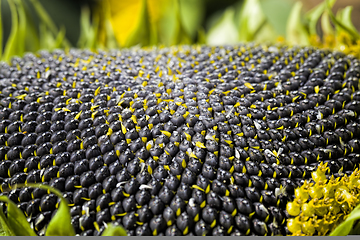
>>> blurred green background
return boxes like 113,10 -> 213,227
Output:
0,0 -> 251,47
0,0 -> 243,46
1,0 -> 358,45
1,0 -> 90,47
0,0 -> 359,61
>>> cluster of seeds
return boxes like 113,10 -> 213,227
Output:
0,44 -> 359,236
287,162 -> 360,236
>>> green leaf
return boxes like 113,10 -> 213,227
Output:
259,0 -> 294,36
253,23 -> 277,43
45,199 -> 74,236
336,6 -> 360,38
0,196 -> 37,236
102,1 -> 118,49
78,6 -> 92,48
104,21 -> 118,49
174,0 -> 192,45
197,27 -> 207,44
0,205 -> 14,236
15,0 -> 26,56
330,204 -> 360,236
39,23 -> 55,50
101,223 -> 127,236
89,12 -> 100,50
54,26 -> 66,50
22,184 -> 75,236
325,0 -> 360,40
321,11 -> 335,36
158,0 -> 177,45
30,0 -> 71,47
30,0 -> 57,33
238,0 -> 266,42
206,7 -> 238,45
77,6 -> 100,50
351,221 -> 360,235
178,0 -> 205,39
305,0 -> 336,36
158,0 -> 191,46
22,1 -> 40,52
286,1 -> 309,46
2,0 -> 19,61
149,20 -> 158,46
